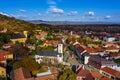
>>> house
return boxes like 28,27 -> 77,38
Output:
103,36 -> 115,42
87,56 -> 119,72
109,53 -> 120,59
0,65 -> 6,78
91,72 -> 112,80
105,47 -> 119,53
100,67 -> 120,80
35,75 -> 55,80
35,67 -> 59,80
43,40 -> 59,47
2,43 -> 14,49
76,66 -> 94,80
115,35 -> 120,41
35,31 -> 47,40
85,48 -> 105,56
0,27 -> 7,33
0,50 -> 13,64
10,31 -> 28,44
74,44 -> 87,63
26,44 -> 35,50
103,42 -> 119,48
14,67 -> 34,80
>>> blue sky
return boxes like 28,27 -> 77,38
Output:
0,0 -> 120,22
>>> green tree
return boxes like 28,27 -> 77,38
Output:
20,57 -> 40,72
59,69 -> 76,80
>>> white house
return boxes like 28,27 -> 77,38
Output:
103,36 -> 116,42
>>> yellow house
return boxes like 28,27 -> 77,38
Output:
10,31 -> 28,44
0,66 -> 6,77
5,53 -> 13,60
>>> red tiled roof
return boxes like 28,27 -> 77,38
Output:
74,44 -> 86,54
106,47 -> 119,50
0,51 -> 12,61
101,67 -> 120,78
77,66 -> 94,80
77,66 -> 90,77
77,69 -> 90,77
91,71 -> 112,80
46,40 -> 59,46
100,76 -> 112,80
91,72 -> 103,79
14,67 -> 34,80
87,56 -> 101,69
110,53 -> 120,57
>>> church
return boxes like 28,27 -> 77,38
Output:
35,41 -> 63,64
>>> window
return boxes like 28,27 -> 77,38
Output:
111,76 -> 114,79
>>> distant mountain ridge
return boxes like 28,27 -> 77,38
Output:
29,20 -> 120,25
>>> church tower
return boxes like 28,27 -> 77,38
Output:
57,41 -> 63,62
58,41 -> 63,54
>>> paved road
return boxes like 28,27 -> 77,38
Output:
68,57 -> 80,66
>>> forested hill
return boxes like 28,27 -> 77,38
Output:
0,14 -> 42,32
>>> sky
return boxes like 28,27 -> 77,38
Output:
0,0 -> 120,22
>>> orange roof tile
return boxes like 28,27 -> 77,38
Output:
91,72 -> 103,78
0,51 -> 12,61
100,76 -> 112,80
106,47 -> 119,50
14,67 -> 34,80
101,67 -> 120,78
85,48 -> 97,53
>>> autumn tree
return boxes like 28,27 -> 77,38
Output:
59,69 -> 76,80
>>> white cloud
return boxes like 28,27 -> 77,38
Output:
19,9 -> 26,12
38,13 -> 42,16
88,11 -> 95,16
67,11 -> 78,16
47,6 -> 64,14
47,0 -> 56,5
0,12 -> 10,16
105,15 -> 111,19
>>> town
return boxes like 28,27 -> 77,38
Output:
0,17 -> 120,80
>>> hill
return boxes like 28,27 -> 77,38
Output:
0,14 -> 41,32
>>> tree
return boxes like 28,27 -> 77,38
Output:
11,43 -> 28,60
20,57 -> 40,73
59,69 -> 76,80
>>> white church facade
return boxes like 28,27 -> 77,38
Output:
35,41 -> 63,64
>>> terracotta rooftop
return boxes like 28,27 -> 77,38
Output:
85,48 -> 97,54
14,67 -> 34,80
101,67 -> 120,78
76,66 -> 91,77
74,44 -> 86,54
76,66 -> 94,80
101,76 -> 112,80
0,50 -> 12,61
46,40 -> 59,46
110,53 -> 120,57
88,56 -> 115,69
91,72 -> 103,79
105,46 -> 119,50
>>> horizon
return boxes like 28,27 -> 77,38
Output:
0,0 -> 120,22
